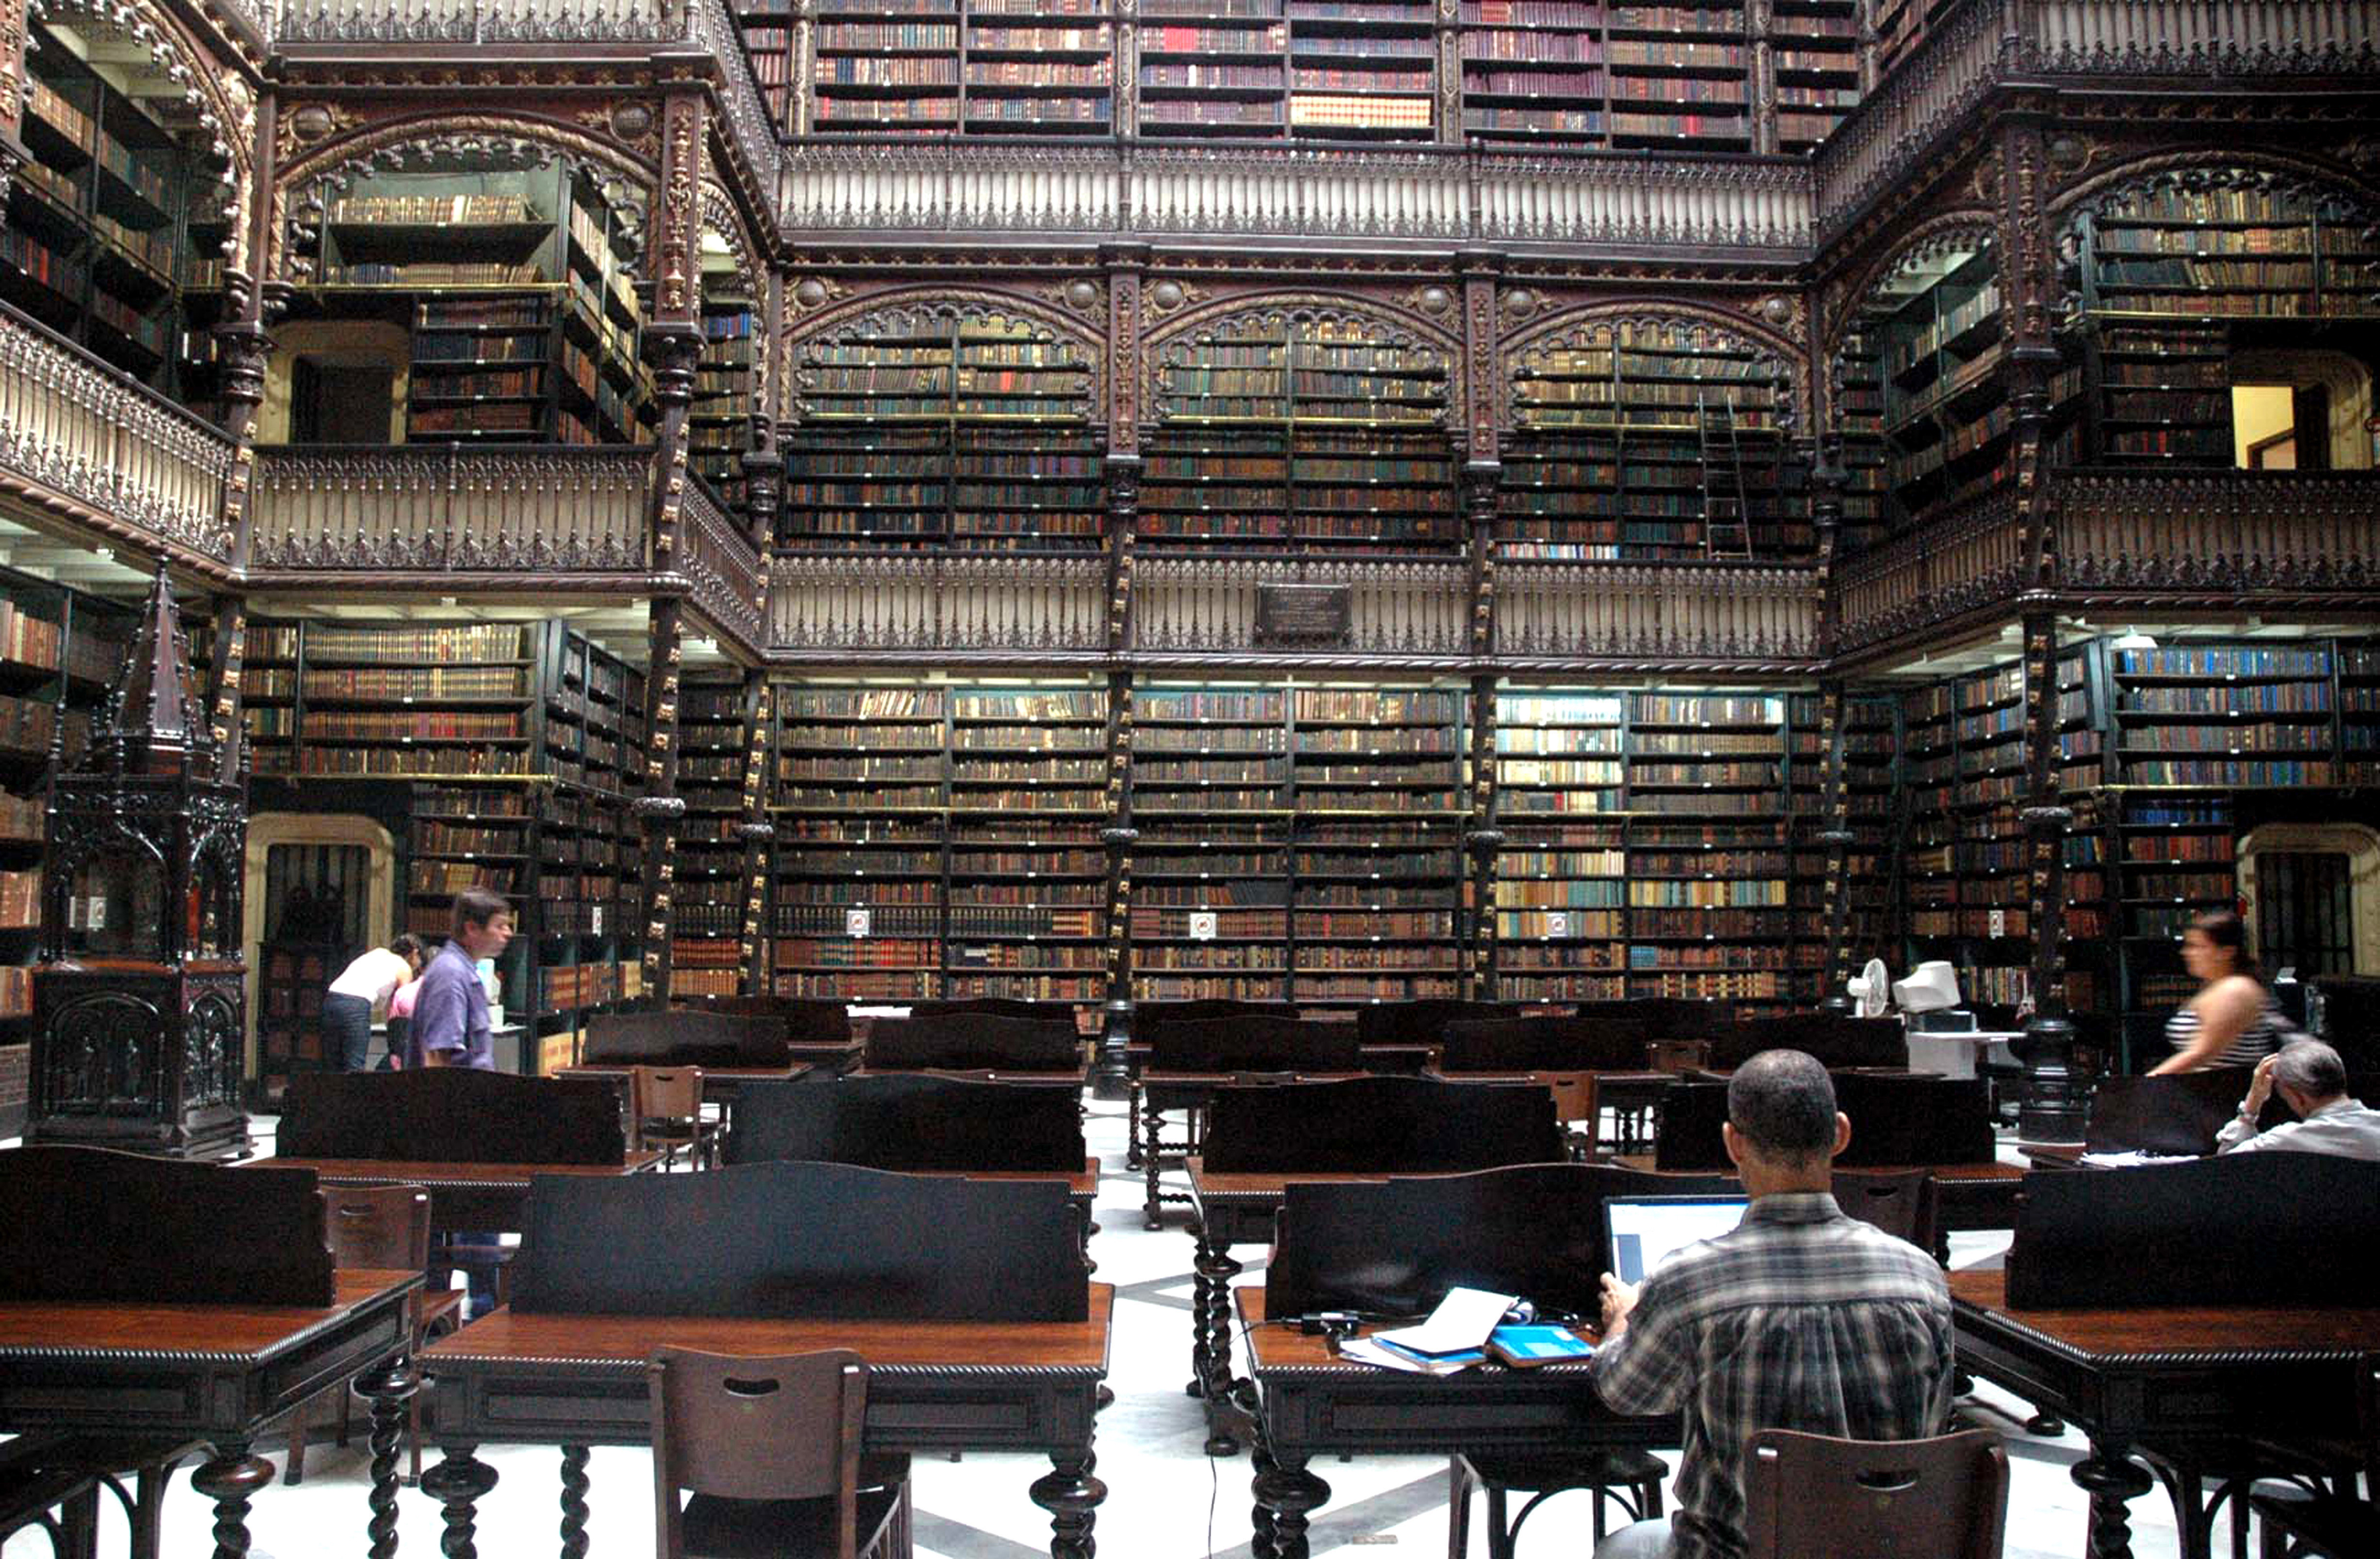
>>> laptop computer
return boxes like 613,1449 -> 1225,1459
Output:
1603,1193 -> 1750,1285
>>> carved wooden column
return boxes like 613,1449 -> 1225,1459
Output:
1995,97 -> 2085,1140
1097,671 -> 1135,1099
0,0 -> 26,202
1812,680 -> 1858,1013
741,267 -> 784,552
633,84 -> 709,1008
2016,611 -> 2084,1141
1464,672 -> 1498,1001
1748,0 -> 1779,155
1855,0 -> 1880,92
637,600 -> 689,1007
735,671 -> 774,997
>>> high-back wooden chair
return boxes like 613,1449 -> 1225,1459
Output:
1833,1167 -> 1941,1257
632,1065 -> 717,1170
1742,1428 -> 2008,1559
649,1347 -> 909,1559
286,1184 -> 458,1485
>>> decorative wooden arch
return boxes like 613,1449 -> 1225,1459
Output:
1821,216 -> 1998,430
1141,292 -> 1463,431
698,180 -> 768,422
781,288 -> 1105,426
269,114 -> 657,288
1500,302 -> 1808,435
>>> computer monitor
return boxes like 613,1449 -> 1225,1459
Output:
1603,1194 -> 1750,1285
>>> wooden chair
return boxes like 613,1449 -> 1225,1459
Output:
1449,1447 -> 1667,1558
2248,1352 -> 2378,1559
285,1184 -> 462,1486
633,1065 -> 719,1171
649,1347 -> 911,1559
1742,1427 -> 2008,1559
1833,1168 -> 1941,1257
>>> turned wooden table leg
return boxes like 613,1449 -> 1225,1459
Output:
1198,1232 -> 1244,1455
188,1440 -> 274,1559
362,1357 -> 419,1559
1189,1218 -> 1218,1397
419,1444 -> 500,1559
1252,1452 -> 1331,1559
559,1444 -> 592,1559
2071,1437 -> 2154,1559
1030,1451 -> 1105,1559
1143,1100 -> 1167,1229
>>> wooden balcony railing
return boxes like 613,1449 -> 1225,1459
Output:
273,0 -> 676,44
782,143 -> 1814,251
679,476 -> 766,654
1134,556 -> 1469,658
2057,469 -> 2380,594
248,445 -> 653,577
767,553 -> 1108,656
0,304 -> 236,567
1816,0 -> 2380,240
1831,491 -> 2029,655
1498,559 -> 1826,667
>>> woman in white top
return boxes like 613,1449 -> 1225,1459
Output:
323,934 -> 426,1072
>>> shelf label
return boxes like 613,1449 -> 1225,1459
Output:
590,905 -> 604,936
1544,911 -> 1570,939
1189,911 -> 1218,941
1988,908 -> 2006,938
846,908 -> 871,939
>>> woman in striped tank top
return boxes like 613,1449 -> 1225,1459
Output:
2150,909 -> 2290,1073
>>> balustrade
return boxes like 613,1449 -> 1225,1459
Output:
248,445 -> 653,574
679,476 -> 767,654
1133,556 -> 1468,656
0,305 -> 235,566
1831,492 -> 2027,654
766,553 -> 1107,654
2057,470 -> 2380,593
1497,559 -> 1824,665
273,0 -> 675,42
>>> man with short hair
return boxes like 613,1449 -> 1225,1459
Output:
405,886 -> 514,1072
1588,1049 -> 1956,1559
405,886 -> 516,1318
2217,1039 -> 2380,1159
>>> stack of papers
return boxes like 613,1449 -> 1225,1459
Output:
1339,1287 -> 1513,1375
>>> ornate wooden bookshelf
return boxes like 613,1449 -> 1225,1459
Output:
781,307 -> 1103,551
1504,318 -> 1803,559
1128,684 -> 1296,1005
675,674 -> 754,1001
769,685 -> 950,1000
964,0 -> 1116,136
1489,689 -> 1628,1002
277,165 -> 652,447
6,28 -> 228,399
944,684 -> 1112,1006
692,291 -> 759,513
1144,314 -> 1455,554
1769,0 -> 1862,152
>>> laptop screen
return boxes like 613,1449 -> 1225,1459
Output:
1604,1194 -> 1750,1285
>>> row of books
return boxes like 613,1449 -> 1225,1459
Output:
332,194 -> 538,225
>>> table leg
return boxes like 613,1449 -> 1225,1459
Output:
1189,1219 -> 1218,1398
1198,1233 -> 1244,1456
1143,1100 -> 1167,1229
363,1358 -> 420,1559
1252,1452 -> 1331,1559
1249,1442 -> 1281,1559
2071,1438 -> 2153,1559
1126,1083 -> 1144,1170
189,1439 -> 273,1559
559,1444 -> 591,1559
419,1445 -> 500,1559
1029,1451 -> 1105,1559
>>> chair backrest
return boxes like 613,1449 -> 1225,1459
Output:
650,1347 -> 866,1559
633,1066 -> 704,1126
318,1183 -> 433,1273
1742,1427 -> 2007,1559
1832,1168 -> 1938,1254
863,1014 -> 1083,1073
1438,1015 -> 1656,1073
1711,1015 -> 1909,1072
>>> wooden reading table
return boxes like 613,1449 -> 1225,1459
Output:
1951,1270 -> 2379,1559
1235,1287 -> 1670,1559
252,1154 -> 666,1235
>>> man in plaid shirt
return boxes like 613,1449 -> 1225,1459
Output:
1587,1049 -> 1956,1559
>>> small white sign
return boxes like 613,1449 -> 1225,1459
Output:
85,897 -> 107,931
1189,911 -> 1218,941
1988,908 -> 2007,938
846,907 -> 871,939
1544,910 -> 1569,939
589,905 -> 604,936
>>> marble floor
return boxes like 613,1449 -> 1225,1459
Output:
7,1098 -> 2211,1559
